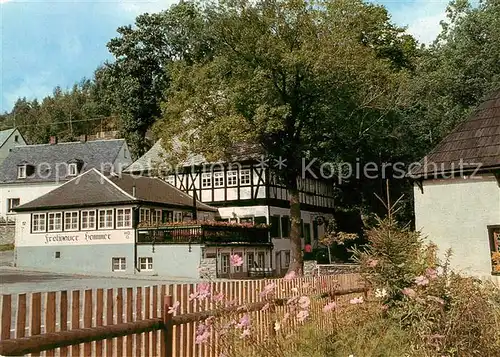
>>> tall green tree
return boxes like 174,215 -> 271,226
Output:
156,0 -> 413,274
97,1 -> 212,158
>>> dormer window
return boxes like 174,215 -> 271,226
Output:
68,163 -> 78,176
17,165 -> 27,179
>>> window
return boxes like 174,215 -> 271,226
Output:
270,216 -> 281,238
48,212 -> 63,232
304,223 -> 311,244
7,198 -> 20,213
162,210 -> 173,223
81,210 -> 96,230
98,209 -> 114,229
313,221 -> 319,240
247,252 -> 255,270
14,135 -> 19,143
152,209 -> 162,225
55,251 -> 61,258
64,212 -> 79,231
240,169 -> 251,185
116,208 -> 132,228
140,208 -> 151,224
112,257 -> 126,272
281,216 -> 290,238
68,163 -> 78,176
213,172 -> 224,187
254,216 -> 267,225
174,211 -> 183,222
202,173 -> 212,188
488,226 -> 500,274
284,251 -> 290,268
139,257 -> 153,271
257,252 -> 265,268
220,254 -> 230,274
227,170 -> 238,186
32,213 -> 46,232
17,165 -> 26,179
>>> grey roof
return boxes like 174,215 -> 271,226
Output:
0,139 -> 130,183
124,139 -> 263,174
0,129 -> 16,147
14,168 -> 217,212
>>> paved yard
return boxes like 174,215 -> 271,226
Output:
0,267 -> 202,294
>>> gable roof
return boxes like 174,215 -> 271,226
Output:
14,169 -> 217,212
0,139 -> 130,183
0,128 -> 16,147
124,138 -> 262,174
410,89 -> 500,178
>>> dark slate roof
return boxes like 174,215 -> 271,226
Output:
0,139 -> 129,183
14,169 -> 217,212
410,89 -> 500,178
124,138 -> 263,174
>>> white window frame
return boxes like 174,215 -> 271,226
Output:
64,211 -> 79,231
116,208 -> 132,228
213,171 -> 224,188
257,252 -> 265,268
201,172 -> 212,188
139,257 -> 153,271
140,208 -> 151,224
81,210 -> 96,230
220,254 -> 230,274
152,209 -> 162,225
17,165 -> 27,179
226,170 -> 238,187
32,213 -> 46,233
112,257 -> 126,272
7,198 -> 20,213
284,251 -> 291,268
98,209 -> 114,229
47,212 -> 63,232
173,211 -> 183,222
240,169 -> 251,185
68,163 -> 78,176
247,252 -> 255,270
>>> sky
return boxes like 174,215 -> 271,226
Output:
0,0 -> 451,113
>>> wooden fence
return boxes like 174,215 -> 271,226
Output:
0,273 -> 364,357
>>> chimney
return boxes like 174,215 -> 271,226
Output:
132,184 -> 136,197
49,136 -> 57,145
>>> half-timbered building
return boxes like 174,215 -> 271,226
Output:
125,140 -> 335,275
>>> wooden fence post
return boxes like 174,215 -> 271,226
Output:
162,295 -> 173,357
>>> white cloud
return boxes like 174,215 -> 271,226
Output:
2,71 -> 60,110
119,0 -> 175,15
388,1 -> 448,44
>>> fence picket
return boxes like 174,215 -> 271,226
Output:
45,292 -> 56,357
83,289 -> 93,357
1,295 -> 11,341
96,289 -> 103,357
144,286 -> 150,357
16,294 -> 26,339
152,285 -> 158,356
126,288 -> 133,356
106,289 -> 113,356
135,287 -> 143,357
59,291 -> 68,356
70,290 -> 79,357
116,288 -> 123,357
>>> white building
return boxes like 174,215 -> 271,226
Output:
411,89 -> 500,284
0,137 -> 132,221
13,169 -> 272,278
0,128 -> 27,166
125,140 -> 335,276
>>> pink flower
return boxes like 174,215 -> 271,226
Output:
236,314 -> 250,329
349,296 -> 364,304
240,328 -> 251,339
230,254 -> 244,267
322,301 -> 337,313
425,268 -> 438,280
260,282 -> 276,297
284,271 -> 296,280
402,287 -> 416,298
168,301 -> 180,314
282,312 -> 290,322
261,302 -> 270,311
195,323 -> 211,344
367,259 -> 379,268
212,292 -> 224,302
296,310 -> 309,322
415,275 -> 429,286
298,296 -> 311,309
427,295 -> 445,305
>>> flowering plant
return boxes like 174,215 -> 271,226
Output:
492,251 -> 500,273
138,219 -> 269,229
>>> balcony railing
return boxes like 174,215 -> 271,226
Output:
136,223 -> 271,245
